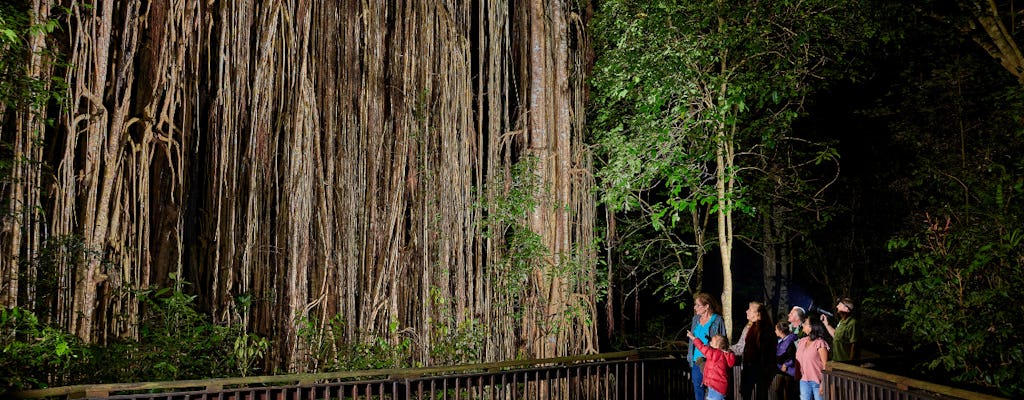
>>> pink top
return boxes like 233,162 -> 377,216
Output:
795,337 -> 830,383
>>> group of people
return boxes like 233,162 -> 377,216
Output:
685,293 -> 858,400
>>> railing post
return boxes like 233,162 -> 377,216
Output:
640,359 -> 646,400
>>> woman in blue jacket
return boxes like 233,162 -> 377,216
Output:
687,292 -> 727,400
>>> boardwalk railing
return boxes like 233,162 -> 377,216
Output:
727,360 -> 1004,400
823,361 -> 1006,400
12,352 -> 1006,400
11,350 -> 691,400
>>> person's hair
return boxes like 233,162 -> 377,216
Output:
837,297 -> 856,320
806,318 -> 831,342
694,292 -> 722,315
711,334 -> 730,350
776,320 -> 791,334
790,306 -> 807,322
751,301 -> 771,325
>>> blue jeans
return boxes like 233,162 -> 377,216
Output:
800,380 -> 823,400
692,363 -> 705,400
706,387 -> 725,400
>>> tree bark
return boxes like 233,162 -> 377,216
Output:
4,0 -> 597,370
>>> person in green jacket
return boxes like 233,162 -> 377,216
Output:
820,297 -> 858,362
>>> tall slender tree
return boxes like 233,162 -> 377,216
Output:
592,0 -> 861,336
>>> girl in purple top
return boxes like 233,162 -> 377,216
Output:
776,320 -> 797,377
774,320 -> 799,400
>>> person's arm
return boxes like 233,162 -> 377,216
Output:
821,314 -> 836,337
784,337 -> 797,371
687,329 -> 712,354
687,317 -> 698,364
849,318 -> 859,359
731,325 -> 748,354
692,337 -> 712,354
723,349 -> 736,367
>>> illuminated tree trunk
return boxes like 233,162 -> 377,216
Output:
2,0 -> 597,370
715,11 -> 736,339
524,0 -> 595,359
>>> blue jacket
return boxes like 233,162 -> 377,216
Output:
687,313 -> 726,366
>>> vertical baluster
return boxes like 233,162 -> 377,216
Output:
511,370 -> 518,400
598,364 -> 606,400
486,373 -> 492,400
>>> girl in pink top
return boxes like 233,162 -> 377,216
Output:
795,318 -> 831,400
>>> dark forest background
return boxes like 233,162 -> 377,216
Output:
1,0 -> 1021,397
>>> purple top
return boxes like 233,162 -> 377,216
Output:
776,333 -> 797,377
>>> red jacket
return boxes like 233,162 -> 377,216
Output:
693,338 -> 737,395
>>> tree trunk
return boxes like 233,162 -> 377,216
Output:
522,0 -> 594,359
0,0 -> 53,311
3,0 -> 597,370
716,125 -> 735,339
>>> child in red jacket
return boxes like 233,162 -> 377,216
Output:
687,329 -> 736,400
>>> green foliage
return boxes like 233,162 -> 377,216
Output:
590,0 -> 869,310
130,283 -> 239,380
887,191 -> 1023,396
0,3 -> 66,113
588,0 -> 718,300
87,280 -> 270,382
2,281 -> 271,391
480,155 -> 595,336
338,321 -> 412,370
591,0 -> 864,213
429,317 -> 485,365
837,4 -> 1024,395
480,156 -> 547,307
17,235 -> 90,314
295,315 -> 413,371
232,333 -> 269,377
2,282 -> 270,389
294,314 -> 345,370
0,4 -> 66,241
0,307 -> 86,393
6,253 -> 276,390
425,286 -> 486,365
613,212 -> 700,302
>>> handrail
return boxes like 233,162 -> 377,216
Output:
826,361 -> 1007,400
12,351 -> 1007,400
12,349 -> 684,399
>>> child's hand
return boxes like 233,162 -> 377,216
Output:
686,330 -> 695,340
